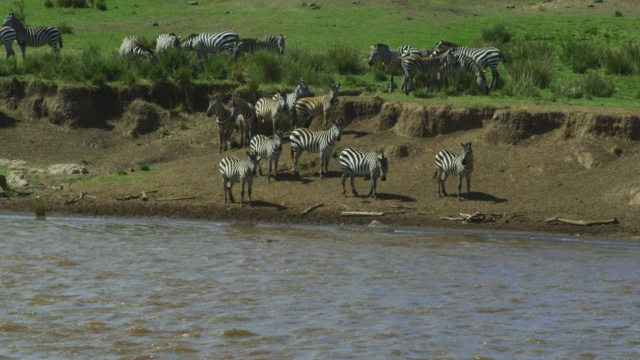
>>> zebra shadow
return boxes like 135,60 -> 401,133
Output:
0,112 -> 16,128
343,130 -> 369,139
374,193 -> 417,202
250,200 -> 288,211
456,191 -> 507,203
273,172 -> 314,184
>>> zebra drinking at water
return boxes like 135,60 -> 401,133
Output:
193,31 -> 239,59
219,151 -> 259,207
0,26 -> 16,58
230,98 -> 256,148
155,33 -> 180,54
339,148 -> 388,199
401,50 -> 458,94
290,121 -> 343,179
432,40 -> 506,89
3,13 -> 62,58
433,142 -> 474,200
206,96 -> 235,154
232,34 -> 286,60
120,36 -> 158,64
250,130 -> 284,183
255,90 -> 288,134
294,84 -> 340,129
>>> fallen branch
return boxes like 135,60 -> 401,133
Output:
116,190 -> 158,201
545,217 -> 618,226
390,205 -> 414,209
65,192 -> 96,205
440,212 -> 503,223
155,196 -> 197,202
302,202 -> 324,215
341,211 -> 385,217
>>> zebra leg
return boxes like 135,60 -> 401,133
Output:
440,176 -> 448,197
388,73 -> 395,93
267,158 -> 273,183
257,158 -> 263,177
247,178 -> 253,206
368,175 -> 376,199
218,126 -> 224,153
319,152 -> 325,179
273,156 -> 279,181
227,182 -> 236,203
457,173 -> 463,201
222,177 -> 228,204
240,181 -> 246,207
350,173 -> 358,197
341,172 -> 348,197
466,173 -> 472,195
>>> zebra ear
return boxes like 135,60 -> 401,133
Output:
370,45 -> 375,50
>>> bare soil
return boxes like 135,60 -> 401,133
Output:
1,81 -> 639,240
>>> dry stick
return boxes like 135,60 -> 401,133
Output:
302,202 -> 324,215
156,196 -> 198,202
342,211 -> 385,217
545,217 -> 618,226
116,190 -> 158,201
65,192 -> 95,205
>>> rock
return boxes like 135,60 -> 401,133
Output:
118,100 -> 165,137
47,164 -> 89,175
8,172 -> 29,188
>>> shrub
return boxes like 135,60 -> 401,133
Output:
501,72 -> 540,97
582,70 -> 615,98
326,43 -> 365,75
57,21 -> 73,34
33,197 -> 47,216
245,51 -> 282,83
138,162 -> 150,171
95,0 -> 107,11
10,0 -> 26,24
79,46 -> 124,84
551,78 -> 584,99
481,24 -> 513,45
603,48 -> 634,75
44,0 -> 54,8
614,11 -> 623,17
560,40 -> 604,74
504,40 -> 555,88
56,0 -> 88,8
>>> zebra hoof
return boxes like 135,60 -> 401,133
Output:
342,191 -> 347,198
353,190 -> 359,197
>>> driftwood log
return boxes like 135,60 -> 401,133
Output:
302,202 -> 324,215
545,217 -> 618,226
341,210 -> 406,217
116,190 -> 158,201
440,212 -> 503,223
65,192 -> 96,205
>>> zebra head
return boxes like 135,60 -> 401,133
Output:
246,151 -> 259,176
331,121 -> 343,142
3,13 -> 19,28
432,40 -> 459,56
276,34 -> 286,54
294,80 -> 313,99
206,96 -> 222,117
273,130 -> 284,152
442,49 -> 458,66
275,90 -> 288,111
378,152 -> 388,182
368,44 -> 390,66
181,33 -> 198,51
229,98 -> 240,122
477,69 -> 489,95
329,84 -> 340,105
461,142 -> 473,166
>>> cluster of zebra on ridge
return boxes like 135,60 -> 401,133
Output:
368,41 -> 506,95
120,30 -> 287,64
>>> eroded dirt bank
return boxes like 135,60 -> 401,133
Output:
1,80 -> 639,240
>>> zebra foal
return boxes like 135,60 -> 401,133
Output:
3,13 -> 62,58
250,130 -> 284,183
230,98 -> 256,148
0,26 -> 16,58
294,83 -> 340,129
120,36 -> 158,64
219,151 -> 259,207
232,34 -> 286,60
206,96 -> 235,153
339,148 -> 388,199
433,40 -> 505,89
290,121 -> 343,179
433,142 -> 474,201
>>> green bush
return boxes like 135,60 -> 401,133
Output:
502,72 -> 540,97
551,78 -> 584,99
614,11 -> 623,17
44,0 -> 54,8
582,70 -> 615,98
245,51 -> 282,83
505,41 -> 555,88
10,0 -> 26,24
57,22 -> 74,34
481,24 -> 513,46
560,40 -> 604,74
603,48 -> 634,75
57,0 -> 88,8
79,46 -> 124,84
326,43 -> 365,75
95,0 -> 107,11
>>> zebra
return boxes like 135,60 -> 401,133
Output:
290,121 -> 343,179
219,151 -> 259,207
339,148 -> 388,199
398,45 -> 430,57
0,26 -> 16,58
249,130 -> 284,183
400,50 -> 458,94
433,142 -> 474,201
155,33 -> 180,54
432,40 -> 506,89
294,83 -> 340,129
255,90 -> 288,134
368,44 -> 404,92
3,13 -> 62,58
206,95 -> 235,153
229,97 -> 256,148
231,34 -> 286,60
120,36 -> 158,64
275,79 -> 314,131
180,33 -> 199,51
193,31 -> 239,59
457,53 -> 489,94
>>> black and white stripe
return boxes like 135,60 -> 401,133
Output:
400,50 -> 458,94
433,142 -> 474,200
155,33 -> 180,54
193,31 -> 239,59
339,148 -> 388,199
3,13 -> 62,57
397,45 -> 429,57
368,44 -> 403,92
219,151 -> 259,207
206,96 -> 235,154
289,121 -> 343,179
255,90 -> 288,134
232,34 -> 286,60
0,26 -> 16,58
457,53 -> 489,94
120,36 -> 158,64
230,97 -> 256,148
180,33 -> 199,51
294,83 -> 340,129
433,40 -> 506,89
277,79 -> 314,131
249,130 -> 284,183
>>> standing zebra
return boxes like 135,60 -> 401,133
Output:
400,50 -> 458,94
276,79 -> 314,131
294,83 -> 340,129
255,90 -> 288,134
229,97 -> 256,148
290,121 -> 343,179
433,142 -> 474,201
219,151 -> 259,207
193,31 -> 239,59
3,13 -> 62,58
397,45 -> 430,57
432,40 -> 506,89
232,34 -> 286,60
0,26 -> 16,58
206,95 -> 235,153
457,53 -> 489,94
250,130 -> 284,183
368,44 -> 404,92
120,36 -> 158,64
155,33 -> 180,54
339,148 -> 388,199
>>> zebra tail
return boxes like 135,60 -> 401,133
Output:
501,53 -> 506,63
59,35 -> 63,49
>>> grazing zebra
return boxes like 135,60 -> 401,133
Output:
219,151 -> 259,207
229,98 -> 256,148
400,50 -> 458,94
339,148 -> 388,199
433,142 -> 474,201
294,83 -> 340,129
0,26 -> 16,58
193,31 -> 239,59
3,13 -> 62,58
276,79 -> 314,131
432,40 -> 506,89
120,36 -> 158,64
155,33 -> 180,54
255,90 -> 288,134
206,95 -> 235,153
457,53 -> 489,94
290,121 -> 343,179
232,34 -> 286,60
180,33 -> 199,51
250,130 -> 284,183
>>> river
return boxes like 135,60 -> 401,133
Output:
1,215 -> 639,359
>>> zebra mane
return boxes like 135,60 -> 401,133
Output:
373,43 -> 390,49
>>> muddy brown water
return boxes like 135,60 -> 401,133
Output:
1,215 -> 639,359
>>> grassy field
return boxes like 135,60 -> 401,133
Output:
1,0 -> 639,108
